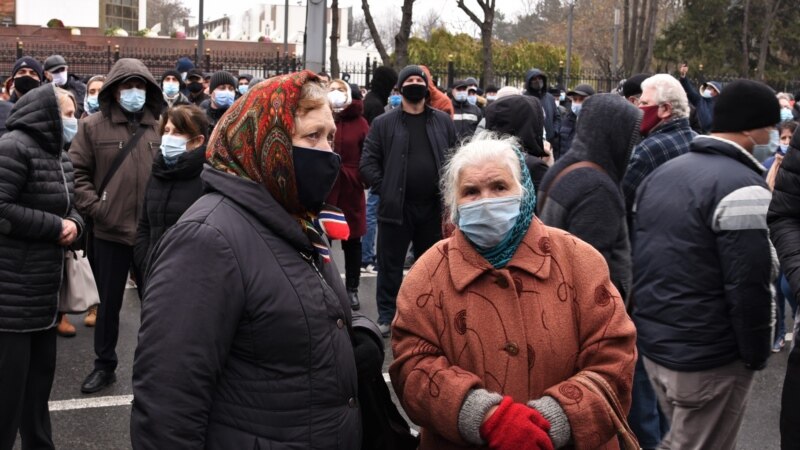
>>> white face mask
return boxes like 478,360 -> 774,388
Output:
327,90 -> 348,109
52,70 -> 68,87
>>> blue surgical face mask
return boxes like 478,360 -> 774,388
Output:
119,88 -> 146,112
214,89 -> 235,108
571,103 -> 582,115
701,89 -> 714,99
559,92 -> 566,102
454,91 -> 468,102
779,144 -> 789,154
84,95 -> 99,114
163,81 -> 179,97
160,134 -> 188,162
238,85 -> 249,95
457,195 -> 521,249
467,95 -> 478,105
749,129 -> 779,160
389,94 -> 401,107
781,108 -> 793,122
62,117 -> 78,144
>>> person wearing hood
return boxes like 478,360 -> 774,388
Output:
200,71 -> 237,134
82,75 -> 105,118
483,94 -> 552,192
44,55 -> 87,119
635,80 -> 779,450
237,74 -> 253,97
524,68 -> 561,159
160,70 -> 191,109
559,84 -> 595,156
175,56 -> 195,82
130,70 -> 386,449
326,81 -> 370,311
678,64 -> 721,134
538,94 -> 642,301
363,66 -> 397,125
68,58 -> 162,394
422,65 -> 454,118
133,104 -> 208,285
0,84 -> 84,450
450,79 -> 483,140
184,69 -> 210,107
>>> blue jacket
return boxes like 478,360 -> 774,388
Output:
524,69 -> 562,158
679,77 -> 721,134
633,135 -> 774,372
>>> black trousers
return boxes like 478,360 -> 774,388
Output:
339,236 -> 362,292
0,328 -> 57,450
375,201 -> 442,325
92,237 -> 142,372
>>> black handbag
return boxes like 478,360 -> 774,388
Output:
359,374 -> 419,450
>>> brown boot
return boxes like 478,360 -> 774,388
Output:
84,305 -> 97,327
57,313 -> 76,337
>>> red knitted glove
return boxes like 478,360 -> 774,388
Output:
479,396 -> 554,450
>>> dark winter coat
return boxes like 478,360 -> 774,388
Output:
359,105 -> 457,225
558,109 -> 577,155
0,84 -> 84,332
68,58 -> 161,247
200,98 -> 227,135
0,100 -> 12,136
483,95 -> 550,192
768,126 -> 800,448
679,77 -> 720,134
538,94 -> 641,300
363,66 -> 397,125
635,135 -> 774,372
133,146 -> 205,281
62,74 -> 87,119
524,69 -> 562,157
131,167 -> 383,449
451,98 -> 482,140
328,100 -> 369,238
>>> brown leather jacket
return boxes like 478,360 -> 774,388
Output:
69,58 -> 162,246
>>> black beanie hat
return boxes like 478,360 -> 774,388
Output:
622,73 -> 650,98
396,65 -> 427,88
711,80 -> 781,132
209,71 -> 236,92
12,56 -> 44,80
349,83 -> 362,100
161,69 -> 185,90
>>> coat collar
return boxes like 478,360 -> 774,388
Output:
448,218 -> 552,292
692,135 -> 766,175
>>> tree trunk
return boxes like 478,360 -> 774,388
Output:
635,0 -> 659,72
330,0 -> 340,78
456,0 -> 496,87
361,0 -> 391,66
756,0 -> 782,80
740,0 -> 750,77
393,0 -> 415,69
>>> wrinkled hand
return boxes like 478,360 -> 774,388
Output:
679,64 -> 688,78
59,219 -> 78,246
480,396 -> 553,450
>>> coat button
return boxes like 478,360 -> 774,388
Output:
495,276 -> 509,289
504,342 -> 519,356
348,397 -> 357,408
336,319 -> 344,329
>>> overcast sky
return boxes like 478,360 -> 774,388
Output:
187,0 -> 530,35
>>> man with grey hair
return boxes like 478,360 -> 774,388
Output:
622,73 -> 695,450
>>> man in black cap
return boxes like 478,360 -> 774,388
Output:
199,71 -> 236,134
621,73 -> 650,106
360,64 -> 457,336
69,58 -> 163,394
632,79 -> 780,450
559,83 -> 595,155
183,69 -> 209,106
9,56 -> 44,103
44,54 -> 86,117
450,79 -> 483,140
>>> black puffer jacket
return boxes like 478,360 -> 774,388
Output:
133,146 -> 205,281
131,167 -> 377,449
524,69 -> 562,157
0,84 -> 84,332
363,66 -> 397,125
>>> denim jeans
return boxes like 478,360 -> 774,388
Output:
361,190 -> 379,266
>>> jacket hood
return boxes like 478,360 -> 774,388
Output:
704,81 -> 723,94
524,69 -> 548,94
337,99 -> 364,121
152,144 -> 206,180
99,58 -> 163,118
557,93 -> 642,183
370,66 -> 398,101
5,83 -> 64,155
484,95 -> 546,157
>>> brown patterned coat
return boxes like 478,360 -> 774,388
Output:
390,218 -> 637,449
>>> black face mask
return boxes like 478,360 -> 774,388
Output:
187,82 -> 204,93
401,84 -> 428,103
292,145 -> 341,212
13,76 -> 40,97
529,79 -> 543,92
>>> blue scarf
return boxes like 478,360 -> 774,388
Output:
476,148 -> 536,269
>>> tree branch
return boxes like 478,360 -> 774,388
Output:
456,0 -> 484,26
361,0 -> 391,66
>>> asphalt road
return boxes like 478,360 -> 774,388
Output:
14,247 -> 790,450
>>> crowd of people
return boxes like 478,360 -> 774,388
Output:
0,51 -> 799,450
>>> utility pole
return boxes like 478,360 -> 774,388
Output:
566,1 -> 575,87
304,0 -> 326,72
283,0 -> 289,56
197,0 -> 205,68
612,7 -> 620,74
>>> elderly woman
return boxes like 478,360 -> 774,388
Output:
390,132 -> 637,450
0,84 -> 84,449
130,71 -> 383,449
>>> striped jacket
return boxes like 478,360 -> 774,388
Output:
632,135 -> 775,372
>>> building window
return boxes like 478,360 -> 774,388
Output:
103,0 -> 139,33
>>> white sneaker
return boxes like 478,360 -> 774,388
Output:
378,323 -> 391,337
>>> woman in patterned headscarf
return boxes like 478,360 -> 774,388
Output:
390,132 -> 638,450
131,71 -> 383,449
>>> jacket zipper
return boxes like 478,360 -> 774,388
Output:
300,251 -> 327,284
58,155 -> 70,217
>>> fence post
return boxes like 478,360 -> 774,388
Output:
447,60 -> 455,90
106,42 -> 111,72
365,55 -> 371,89
114,45 -> 120,63
557,60 -> 564,89
205,48 -> 211,72
16,40 -> 22,59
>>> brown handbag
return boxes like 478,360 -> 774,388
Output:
571,370 -> 640,450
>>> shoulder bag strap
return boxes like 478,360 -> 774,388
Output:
97,124 -> 148,198
572,370 -> 640,450
537,160 -> 607,213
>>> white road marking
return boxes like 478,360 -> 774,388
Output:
49,395 -> 133,411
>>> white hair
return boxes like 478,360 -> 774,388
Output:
441,131 -> 524,223
495,86 -> 522,99
641,74 -> 690,119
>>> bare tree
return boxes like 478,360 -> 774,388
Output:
622,0 -> 659,73
348,16 -> 373,46
756,0 -> 783,80
330,0 -> 340,78
361,0 -> 391,65
740,0 -> 751,77
456,0 -> 496,87
414,8 -> 442,40
393,0 -> 416,69
147,0 -> 190,35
